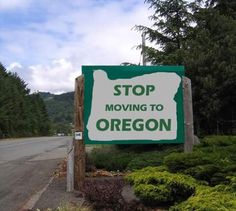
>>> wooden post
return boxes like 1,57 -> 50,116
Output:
183,76 -> 194,153
74,76 -> 85,189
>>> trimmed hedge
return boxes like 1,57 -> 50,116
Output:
89,146 -> 178,171
127,168 -> 236,210
170,185 -> 236,211
89,147 -> 134,171
195,136 -> 236,148
126,167 -> 197,206
126,151 -> 165,171
164,136 -> 236,185
164,151 -> 215,172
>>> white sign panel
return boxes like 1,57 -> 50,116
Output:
87,70 -> 181,141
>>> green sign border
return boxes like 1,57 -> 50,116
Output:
82,65 -> 185,144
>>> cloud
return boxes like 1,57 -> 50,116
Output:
28,58 -> 80,94
7,62 -> 22,70
1,0 -> 153,93
0,0 -> 32,10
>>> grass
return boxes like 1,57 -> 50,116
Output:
39,203 -> 91,211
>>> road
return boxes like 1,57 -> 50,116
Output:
0,136 -> 70,211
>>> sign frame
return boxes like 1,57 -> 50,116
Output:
82,65 -> 185,144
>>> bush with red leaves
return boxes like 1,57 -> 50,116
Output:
81,177 -> 144,211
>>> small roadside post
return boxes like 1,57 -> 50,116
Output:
66,138 -> 74,192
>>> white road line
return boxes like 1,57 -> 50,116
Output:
19,176 -> 54,211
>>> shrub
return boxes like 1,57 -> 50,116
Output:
44,203 -> 91,211
116,144 -> 183,153
126,147 -> 180,171
81,178 -> 144,210
164,152 -> 214,172
89,146 -> 135,171
227,176 -> 236,192
164,136 -> 236,185
89,145 -> 178,172
126,167 -> 197,206
210,172 -> 231,186
183,164 -> 220,182
196,136 -> 236,148
81,178 -> 125,210
170,185 -> 236,211
126,151 -> 165,171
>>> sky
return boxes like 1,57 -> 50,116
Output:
0,0 -> 152,94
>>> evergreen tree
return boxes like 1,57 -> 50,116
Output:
136,0 -> 236,135
136,0 -> 194,65
0,63 -> 51,138
186,0 -> 236,134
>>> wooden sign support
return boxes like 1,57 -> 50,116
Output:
74,75 -> 86,189
183,76 -> 194,153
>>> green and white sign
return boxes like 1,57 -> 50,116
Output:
82,66 -> 184,144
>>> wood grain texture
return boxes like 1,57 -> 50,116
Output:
74,76 -> 85,189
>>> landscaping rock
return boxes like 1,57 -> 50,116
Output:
121,184 -> 140,203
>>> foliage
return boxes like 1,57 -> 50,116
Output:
185,3 -> 236,135
51,122 -> 73,136
116,143 -> 182,153
127,166 -> 236,210
89,136 -> 236,187
82,180 -> 124,210
89,145 -> 178,171
40,92 -> 74,124
170,185 -> 236,211
164,136 -> 236,185
0,63 -> 51,138
136,0 -> 194,65
89,136 -> 236,209
126,147 -> 180,170
40,92 -> 74,135
126,167 -> 197,206
89,146 -> 135,171
164,151 -> 214,172
42,204 -> 91,211
196,135 -> 236,147
136,0 -> 236,135
82,178 -> 140,211
126,151 -> 165,171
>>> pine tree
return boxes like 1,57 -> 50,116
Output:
0,63 -> 51,138
136,0 -> 194,65
135,0 -> 236,135
186,1 -> 236,134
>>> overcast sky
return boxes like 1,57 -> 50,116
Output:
0,0 -> 152,94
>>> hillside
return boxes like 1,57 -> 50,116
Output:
40,91 -> 74,135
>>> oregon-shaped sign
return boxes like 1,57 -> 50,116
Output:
82,66 -> 184,144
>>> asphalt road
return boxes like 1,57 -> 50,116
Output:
0,136 -> 70,211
